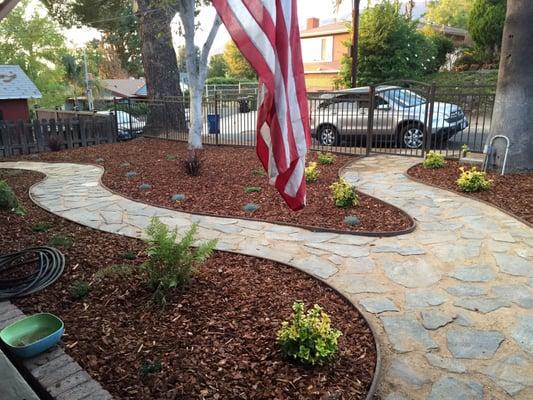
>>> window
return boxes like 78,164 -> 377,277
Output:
301,36 -> 333,63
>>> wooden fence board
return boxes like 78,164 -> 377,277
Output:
0,117 -> 116,158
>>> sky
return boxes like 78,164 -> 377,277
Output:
60,1 -> 428,56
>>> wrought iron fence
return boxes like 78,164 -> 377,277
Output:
112,80 -> 495,159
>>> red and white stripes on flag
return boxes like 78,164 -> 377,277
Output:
212,0 -> 311,211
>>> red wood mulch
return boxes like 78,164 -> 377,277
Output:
408,159 -> 533,224
0,169 -> 377,400
18,137 -> 412,234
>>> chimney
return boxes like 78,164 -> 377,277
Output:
306,17 -> 320,30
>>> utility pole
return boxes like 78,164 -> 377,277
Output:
351,0 -> 360,88
83,48 -> 94,111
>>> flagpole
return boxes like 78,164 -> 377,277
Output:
351,0 -> 360,88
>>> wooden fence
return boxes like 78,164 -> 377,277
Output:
0,117 -> 116,158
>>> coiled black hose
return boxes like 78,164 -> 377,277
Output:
0,247 -> 64,300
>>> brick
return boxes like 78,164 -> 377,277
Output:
47,370 -> 92,397
24,347 -> 65,371
56,379 -> 106,400
39,361 -> 82,388
32,354 -> 72,380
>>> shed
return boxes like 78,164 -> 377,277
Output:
0,65 -> 42,121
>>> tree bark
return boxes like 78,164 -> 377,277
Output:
487,0 -> 533,172
178,0 -> 220,150
136,0 -> 186,133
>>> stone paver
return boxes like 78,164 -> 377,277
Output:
2,154 -> 532,399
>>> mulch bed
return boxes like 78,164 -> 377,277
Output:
0,169 -> 377,400
16,137 -> 412,234
408,159 -> 533,224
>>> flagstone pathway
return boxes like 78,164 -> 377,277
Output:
1,155 -> 532,400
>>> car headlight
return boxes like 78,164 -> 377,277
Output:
445,109 -> 464,123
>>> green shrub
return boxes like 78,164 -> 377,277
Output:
143,217 -> 217,304
32,222 -> 51,232
121,250 -> 137,260
69,280 -> 90,300
95,264 -> 137,280
277,301 -> 342,366
317,152 -> 336,165
251,168 -> 266,177
244,186 -> 262,193
49,234 -> 73,248
422,151 -> 445,169
456,167 -> 492,192
0,180 -> 19,211
139,359 -> 162,376
165,154 -> 176,161
305,162 -> 319,183
344,215 -> 360,226
330,178 -> 359,207
243,203 -> 259,213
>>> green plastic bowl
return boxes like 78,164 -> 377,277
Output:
0,313 -> 64,358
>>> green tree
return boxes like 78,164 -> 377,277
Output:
223,41 -> 256,80
207,53 -> 228,78
425,0 -> 473,29
469,0 -> 506,58
0,0 -> 68,107
42,0 -> 142,77
336,1 -> 439,86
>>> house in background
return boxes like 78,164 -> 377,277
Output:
100,78 -> 146,99
0,65 -> 41,121
300,18 -> 471,91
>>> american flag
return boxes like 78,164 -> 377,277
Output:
212,0 -> 311,211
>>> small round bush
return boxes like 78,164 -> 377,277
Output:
0,180 -> 19,211
305,161 -> 319,183
126,171 -> 138,178
422,151 -> 445,169
244,186 -> 262,193
330,178 -> 359,207
456,167 -> 492,192
277,301 -> 342,366
171,193 -> 186,202
317,151 -> 336,165
344,215 -> 360,226
243,203 -> 259,213
139,183 -> 152,191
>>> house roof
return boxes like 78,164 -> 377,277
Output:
0,65 -> 42,100
300,19 -> 467,39
101,78 -> 146,98
301,21 -> 349,38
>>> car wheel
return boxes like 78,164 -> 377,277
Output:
400,123 -> 424,149
318,125 -> 338,146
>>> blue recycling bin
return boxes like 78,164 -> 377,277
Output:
207,114 -> 220,134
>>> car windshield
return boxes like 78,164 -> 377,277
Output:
385,89 -> 426,108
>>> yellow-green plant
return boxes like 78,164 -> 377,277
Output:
330,178 -> 359,207
277,301 -> 342,366
317,151 -> 336,165
422,151 -> 445,169
0,180 -> 24,215
305,161 -> 319,183
456,167 -> 492,192
144,217 -> 217,304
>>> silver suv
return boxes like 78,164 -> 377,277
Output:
311,86 -> 469,149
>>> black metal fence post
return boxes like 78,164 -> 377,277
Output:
424,83 -> 436,156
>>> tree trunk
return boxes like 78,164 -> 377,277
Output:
137,0 -> 186,133
486,0 -> 533,172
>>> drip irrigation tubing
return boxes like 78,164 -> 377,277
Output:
0,247 -> 64,300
